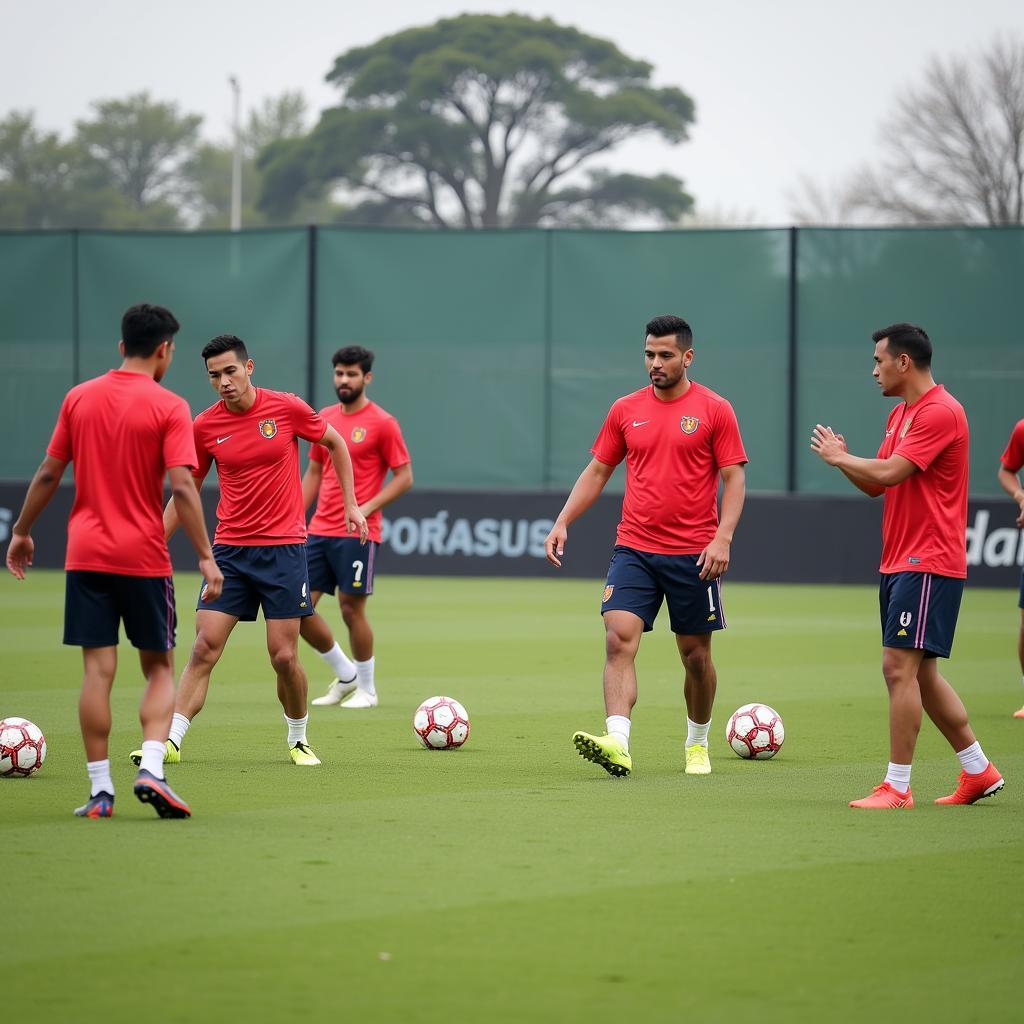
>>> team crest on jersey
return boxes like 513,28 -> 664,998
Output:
602,585 -> 614,603
680,416 -> 699,434
351,426 -> 367,443
259,418 -> 278,439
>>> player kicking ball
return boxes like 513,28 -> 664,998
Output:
812,323 -> 1003,808
130,334 -> 366,769
545,315 -> 747,778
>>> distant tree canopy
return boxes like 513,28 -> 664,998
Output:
258,13 -> 696,228
0,90 -> 338,230
790,35 -> 1024,226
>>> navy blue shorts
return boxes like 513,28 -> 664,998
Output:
601,545 -> 727,635
879,571 -> 964,659
307,535 -> 376,596
64,571 -> 176,650
199,544 -> 313,621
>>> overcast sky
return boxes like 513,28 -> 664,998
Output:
3,0 -> 1022,223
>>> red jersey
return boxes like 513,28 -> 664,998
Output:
308,401 -> 410,543
591,381 -> 747,555
877,384 -> 969,578
1000,419 -> 1024,473
193,388 -> 326,545
46,370 -> 197,576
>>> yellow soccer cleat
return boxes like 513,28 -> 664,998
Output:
289,741 -> 322,766
572,731 -> 632,778
128,739 -> 181,767
684,744 -> 711,776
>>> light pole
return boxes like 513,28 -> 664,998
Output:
229,75 -> 242,231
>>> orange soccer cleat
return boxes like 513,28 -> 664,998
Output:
1013,706 -> 1024,719
849,782 -> 914,809
934,763 -> 1004,805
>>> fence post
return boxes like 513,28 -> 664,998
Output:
786,226 -> 799,493
306,224 -> 317,406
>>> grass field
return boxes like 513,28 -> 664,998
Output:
2,571 -> 1022,1023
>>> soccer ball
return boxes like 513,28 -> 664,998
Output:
413,696 -> 470,750
0,717 -> 47,777
726,703 -> 784,760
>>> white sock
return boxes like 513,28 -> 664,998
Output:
685,717 -> 711,747
320,642 -> 357,682
285,713 -> 308,746
168,713 -> 190,749
87,758 -> 113,798
956,740 -> 988,775
884,762 -> 912,793
355,657 -> 376,697
606,715 -> 631,750
140,740 -> 166,780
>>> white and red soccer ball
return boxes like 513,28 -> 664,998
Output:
726,703 -> 784,760
413,696 -> 470,750
0,717 -> 47,777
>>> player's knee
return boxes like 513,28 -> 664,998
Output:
340,600 -> 363,628
682,644 -> 712,677
604,629 -> 636,660
190,632 -> 224,667
881,651 -> 915,687
269,644 -> 299,676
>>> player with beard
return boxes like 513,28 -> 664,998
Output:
303,346 -> 412,709
544,315 -> 747,777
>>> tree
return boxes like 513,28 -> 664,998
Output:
849,36 -> 1024,225
74,93 -> 202,222
259,13 -> 695,228
0,111 -> 130,228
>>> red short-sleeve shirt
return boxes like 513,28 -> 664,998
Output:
308,401 -> 410,543
193,388 -> 326,545
591,381 -> 747,555
877,385 -> 969,578
47,370 -> 197,576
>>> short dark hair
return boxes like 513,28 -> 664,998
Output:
645,315 -> 693,350
121,303 -> 180,358
332,345 -> 374,373
201,334 -> 249,363
871,322 -> 932,369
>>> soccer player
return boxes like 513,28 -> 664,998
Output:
545,315 -> 747,778
130,334 -> 367,768
4,304 -> 223,819
996,417 -> 1024,717
303,345 -> 412,709
811,322 -> 1004,808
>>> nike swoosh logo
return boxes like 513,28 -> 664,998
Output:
632,420 -> 650,427
216,435 -> 232,444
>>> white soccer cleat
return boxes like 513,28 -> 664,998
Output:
311,677 -> 359,706
340,690 -> 378,709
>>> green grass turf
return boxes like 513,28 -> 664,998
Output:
1,571 -> 1022,1023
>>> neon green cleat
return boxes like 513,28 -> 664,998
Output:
289,742 -> 322,766
684,744 -> 711,775
572,731 -> 632,778
128,740 -> 181,767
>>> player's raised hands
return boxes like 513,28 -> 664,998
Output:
545,522 -> 567,568
810,424 -> 846,465
5,533 -> 34,580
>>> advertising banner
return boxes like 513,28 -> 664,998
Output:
1,485 -> 1020,588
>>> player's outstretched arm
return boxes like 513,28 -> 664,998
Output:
810,424 -> 905,495
5,455 -> 67,580
545,458 -> 615,568
168,466 -> 223,601
997,464 -> 1024,527
360,462 -> 413,518
319,424 -> 368,542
